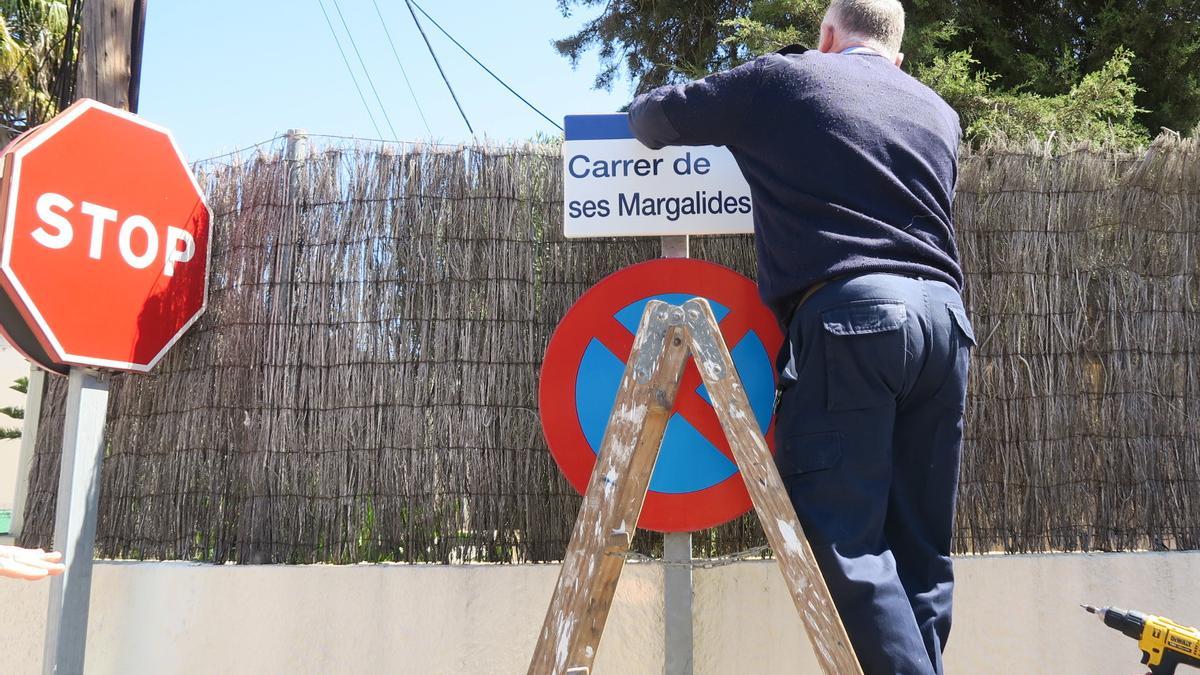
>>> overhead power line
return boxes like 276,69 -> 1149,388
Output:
370,0 -> 433,138
329,0 -> 400,141
315,0 -> 383,139
403,0 -> 474,136
407,0 -> 563,132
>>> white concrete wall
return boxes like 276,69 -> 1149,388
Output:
0,551 -> 1194,674
697,552 -> 1200,674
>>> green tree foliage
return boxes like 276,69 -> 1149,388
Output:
553,0 -> 746,93
555,0 -> 1153,147
720,0 -> 824,58
0,0 -> 79,136
554,0 -> 830,91
906,0 -> 1200,136
914,47 -> 1146,147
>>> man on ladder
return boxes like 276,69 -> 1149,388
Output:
628,1 -> 973,673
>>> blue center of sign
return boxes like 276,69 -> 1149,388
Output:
574,293 -> 775,494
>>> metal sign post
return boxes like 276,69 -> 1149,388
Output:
660,234 -> 693,675
42,367 -> 110,674
0,100 -> 210,673
663,527 -> 694,675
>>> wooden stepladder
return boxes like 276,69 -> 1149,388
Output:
528,298 -> 862,675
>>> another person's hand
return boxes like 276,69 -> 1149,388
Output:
0,545 -> 65,580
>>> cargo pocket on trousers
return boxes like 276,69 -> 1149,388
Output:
776,431 -> 843,476
821,300 -> 908,411
935,304 -> 977,411
776,431 -> 845,541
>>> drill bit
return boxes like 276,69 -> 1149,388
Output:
1082,604 -> 1109,623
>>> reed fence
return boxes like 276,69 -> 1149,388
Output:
17,134 -> 1200,562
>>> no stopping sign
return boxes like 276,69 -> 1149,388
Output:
540,258 -> 783,532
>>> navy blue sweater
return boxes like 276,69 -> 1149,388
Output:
628,48 -> 963,323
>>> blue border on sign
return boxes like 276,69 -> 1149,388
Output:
564,114 -> 634,141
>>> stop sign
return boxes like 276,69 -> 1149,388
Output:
0,98 -> 211,372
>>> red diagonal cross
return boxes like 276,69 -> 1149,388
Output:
591,304 -> 757,465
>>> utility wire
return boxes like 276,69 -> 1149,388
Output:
195,136 -> 287,164
408,0 -> 563,132
403,0 -> 474,136
329,0 -> 400,141
315,0 -> 384,139
194,133 -> 518,167
370,0 -> 433,138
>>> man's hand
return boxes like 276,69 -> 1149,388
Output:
0,545 -> 65,581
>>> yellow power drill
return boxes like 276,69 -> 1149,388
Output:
1084,605 -> 1200,674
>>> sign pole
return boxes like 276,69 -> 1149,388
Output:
0,11 -> 204,666
42,367 -> 109,674
50,15 -> 133,668
663,529 -> 694,675
660,234 -> 693,675
529,302 -> 692,675
0,97 -> 209,670
660,234 -> 688,259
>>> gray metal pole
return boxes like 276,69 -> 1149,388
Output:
660,234 -> 693,675
10,365 -> 46,538
661,235 -> 689,260
42,367 -> 110,675
663,529 -> 694,675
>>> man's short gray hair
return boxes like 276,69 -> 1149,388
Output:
827,0 -> 905,54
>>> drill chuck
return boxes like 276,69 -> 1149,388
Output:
1085,605 -> 1149,641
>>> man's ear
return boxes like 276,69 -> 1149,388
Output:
894,51 -> 905,67
818,22 -> 835,53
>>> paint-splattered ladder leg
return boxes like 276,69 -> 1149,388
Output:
528,300 -> 691,675
682,298 -> 863,675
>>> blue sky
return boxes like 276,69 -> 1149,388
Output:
140,1 -> 633,161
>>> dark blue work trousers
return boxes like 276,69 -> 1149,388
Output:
774,273 -> 974,675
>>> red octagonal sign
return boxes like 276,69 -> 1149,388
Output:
0,99 -> 211,372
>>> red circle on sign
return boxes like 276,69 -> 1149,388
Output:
540,258 -> 784,532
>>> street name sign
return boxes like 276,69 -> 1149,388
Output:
563,113 -> 754,237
